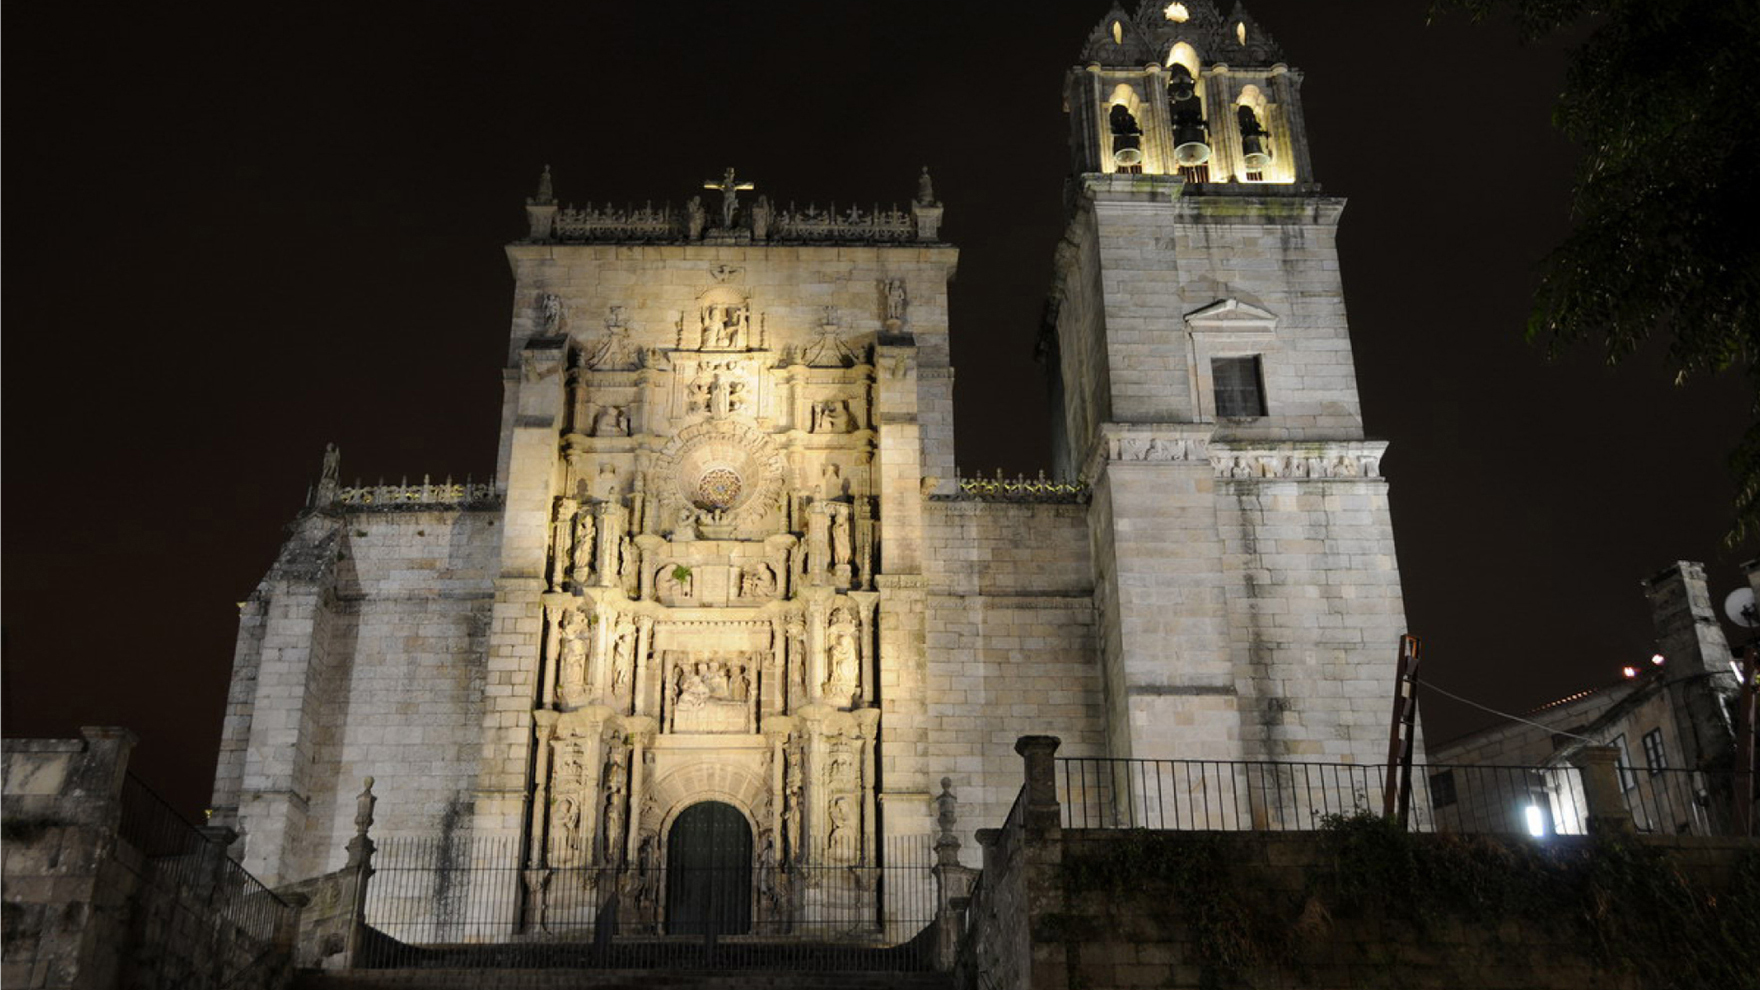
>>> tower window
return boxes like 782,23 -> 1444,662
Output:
1237,21 -> 1247,46
1212,356 -> 1266,418
1112,20 -> 1123,45
1164,3 -> 1189,22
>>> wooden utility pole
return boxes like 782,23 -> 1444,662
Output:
1382,635 -> 1422,824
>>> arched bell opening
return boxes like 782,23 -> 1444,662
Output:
664,800 -> 753,936
1105,84 -> 1146,173
1164,43 -> 1211,179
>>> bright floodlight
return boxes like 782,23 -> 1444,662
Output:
1650,653 -> 1665,665
1622,665 -> 1638,679
1524,805 -> 1546,837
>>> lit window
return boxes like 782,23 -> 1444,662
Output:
1524,805 -> 1547,837
1641,729 -> 1666,775
1212,356 -> 1266,418
1112,20 -> 1123,44
1164,2 -> 1189,22
1612,734 -> 1637,790
1237,21 -> 1247,45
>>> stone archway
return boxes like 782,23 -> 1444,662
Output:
665,801 -> 752,936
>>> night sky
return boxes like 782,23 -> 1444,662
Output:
4,1 -> 1750,817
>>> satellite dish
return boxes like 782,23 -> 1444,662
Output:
1724,587 -> 1759,628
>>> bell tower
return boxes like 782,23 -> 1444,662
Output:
1052,1 -> 1410,764
1069,1 -> 1313,184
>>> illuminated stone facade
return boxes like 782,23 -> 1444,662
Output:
211,0 -> 1411,901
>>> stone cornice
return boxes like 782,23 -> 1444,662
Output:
1082,424 -> 1389,482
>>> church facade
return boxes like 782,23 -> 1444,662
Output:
211,0 -> 1409,927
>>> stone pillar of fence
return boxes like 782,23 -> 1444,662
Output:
931,777 -> 976,971
1569,746 -> 1634,835
1016,735 -> 1065,990
342,777 -> 378,967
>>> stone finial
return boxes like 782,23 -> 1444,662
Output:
912,168 -> 944,242
354,776 -> 377,835
529,164 -> 555,206
935,776 -> 958,834
316,443 -> 341,506
345,776 -> 378,870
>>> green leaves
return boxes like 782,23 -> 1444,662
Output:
1433,0 -> 1760,543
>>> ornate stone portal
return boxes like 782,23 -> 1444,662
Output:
525,264 -> 884,935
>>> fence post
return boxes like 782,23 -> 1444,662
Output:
1569,747 -> 1634,835
931,777 -> 976,971
342,777 -> 378,967
1015,736 -> 1062,832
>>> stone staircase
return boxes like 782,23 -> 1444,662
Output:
294,969 -> 955,990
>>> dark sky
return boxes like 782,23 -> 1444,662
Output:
4,1 -> 1750,817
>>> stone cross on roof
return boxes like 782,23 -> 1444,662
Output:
703,167 -> 754,228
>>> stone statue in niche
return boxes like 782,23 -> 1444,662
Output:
882,278 -> 907,327
620,536 -> 640,597
538,293 -> 567,337
556,609 -> 590,707
553,792 -> 583,861
827,795 -> 857,860
570,507 -> 596,586
597,464 -> 620,500
823,615 -> 859,704
592,406 -> 629,437
551,497 -> 580,591
811,399 -> 852,434
740,562 -> 777,599
829,509 -> 852,567
699,304 -> 750,350
819,463 -> 843,499
601,742 -> 629,863
610,615 -> 637,694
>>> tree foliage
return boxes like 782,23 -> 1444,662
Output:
1432,0 -> 1760,543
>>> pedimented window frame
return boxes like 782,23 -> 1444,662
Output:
1183,298 -> 1278,422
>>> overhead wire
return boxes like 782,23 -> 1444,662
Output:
1421,680 -> 1601,744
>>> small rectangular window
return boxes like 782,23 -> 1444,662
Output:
1429,770 -> 1457,809
1212,356 -> 1267,418
1612,734 -> 1637,790
1641,729 -> 1666,775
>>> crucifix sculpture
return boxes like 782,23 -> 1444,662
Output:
703,167 -> 754,229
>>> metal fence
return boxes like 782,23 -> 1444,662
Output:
1055,757 -> 1756,837
1620,766 -> 1755,837
114,773 -> 294,984
1055,758 -> 1588,835
360,833 -> 938,970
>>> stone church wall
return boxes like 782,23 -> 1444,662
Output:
1215,478 -> 1408,761
917,500 -> 1106,852
212,508 -> 498,883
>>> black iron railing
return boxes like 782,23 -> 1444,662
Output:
115,773 -> 293,983
1055,758 -> 1590,835
359,833 -> 938,970
1055,757 -> 1756,837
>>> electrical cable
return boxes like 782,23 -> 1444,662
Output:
1421,680 -> 1600,744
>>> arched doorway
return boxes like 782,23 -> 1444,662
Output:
665,801 -> 752,936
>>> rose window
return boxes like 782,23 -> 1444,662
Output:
694,468 -> 743,510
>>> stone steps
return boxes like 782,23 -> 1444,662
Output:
294,969 -> 955,990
